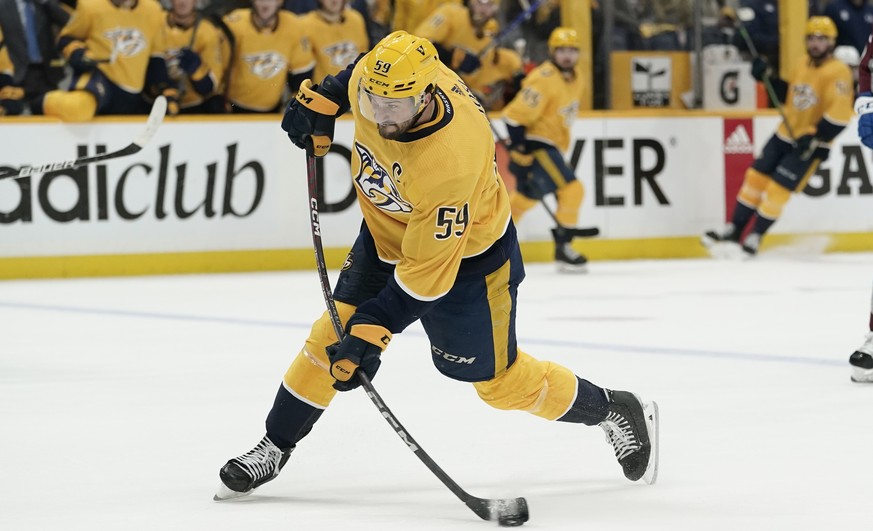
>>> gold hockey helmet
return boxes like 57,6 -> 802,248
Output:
548,27 -> 580,52
805,16 -> 837,40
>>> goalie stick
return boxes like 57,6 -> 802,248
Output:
0,95 -> 168,181
303,143 -> 529,527
491,123 -> 599,238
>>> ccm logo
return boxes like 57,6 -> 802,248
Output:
431,346 -> 476,364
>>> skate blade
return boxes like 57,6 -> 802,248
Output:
850,367 -> 873,383
705,241 -> 748,261
641,400 -> 659,485
213,482 -> 252,501
556,262 -> 588,274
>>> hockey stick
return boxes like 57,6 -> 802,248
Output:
734,8 -> 796,141
491,123 -> 599,238
303,142 -> 529,526
0,96 -> 168,181
478,0 -> 546,58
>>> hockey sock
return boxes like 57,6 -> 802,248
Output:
555,180 -> 583,227
265,383 -> 325,449
729,202 -> 756,237
751,213 -> 776,236
556,377 -> 609,425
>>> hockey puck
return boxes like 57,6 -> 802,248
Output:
497,515 -> 525,527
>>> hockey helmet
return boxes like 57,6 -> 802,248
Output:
359,31 -> 440,125
548,27 -> 580,52
805,16 -> 837,40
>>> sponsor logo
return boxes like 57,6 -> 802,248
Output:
724,124 -> 754,154
632,57 -> 671,107
431,346 -> 476,364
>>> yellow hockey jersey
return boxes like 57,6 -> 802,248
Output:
299,9 -> 369,83
414,4 -> 493,58
59,0 -> 167,93
156,15 -> 226,108
222,9 -> 315,111
347,61 -> 512,301
393,0 -> 461,33
502,61 -> 582,152
778,55 -> 854,142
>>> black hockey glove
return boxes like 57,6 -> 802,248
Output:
177,47 -> 202,76
282,76 -> 345,157
792,134 -> 829,162
0,77 -> 24,116
751,57 -> 771,82
68,47 -> 99,74
451,48 -> 481,74
326,313 -> 391,392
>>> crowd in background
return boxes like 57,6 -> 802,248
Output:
1,0 -> 872,118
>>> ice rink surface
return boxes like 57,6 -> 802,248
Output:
2,249 -> 871,530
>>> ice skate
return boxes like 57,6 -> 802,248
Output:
850,332 -> 873,383
552,228 -> 588,273
740,233 -> 761,258
700,223 -> 745,259
599,390 -> 659,484
214,435 -> 292,500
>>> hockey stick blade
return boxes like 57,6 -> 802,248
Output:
0,96 -> 167,181
567,226 -> 599,238
467,495 -> 529,526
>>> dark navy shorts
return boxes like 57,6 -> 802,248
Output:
333,229 -> 526,382
516,144 -> 577,200
752,135 -> 820,192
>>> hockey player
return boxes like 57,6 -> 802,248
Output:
702,16 -> 854,257
221,0 -> 315,112
214,31 -> 659,500
501,27 -> 588,272
0,26 -> 24,116
848,25 -> 873,383
392,0 -> 460,33
34,0 -> 178,121
157,0 -> 227,113
299,0 -> 369,83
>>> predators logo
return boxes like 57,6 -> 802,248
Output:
242,52 -> 287,79
354,143 -> 413,213
103,28 -> 147,59
791,84 -> 818,111
323,41 -> 360,68
559,101 -> 579,127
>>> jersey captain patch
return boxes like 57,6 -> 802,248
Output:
354,142 -> 413,213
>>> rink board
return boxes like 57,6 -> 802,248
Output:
0,112 -> 871,278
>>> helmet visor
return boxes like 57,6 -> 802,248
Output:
358,82 -> 425,126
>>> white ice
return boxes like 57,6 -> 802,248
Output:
1,250 -> 871,530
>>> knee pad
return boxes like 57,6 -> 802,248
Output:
282,302 -> 356,407
42,90 -> 98,122
738,167 -> 770,208
472,350 -> 577,420
509,190 -> 539,223
758,179 -> 792,220
555,179 -> 583,227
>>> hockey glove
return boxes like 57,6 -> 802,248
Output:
68,47 -> 99,74
0,77 -> 24,116
162,87 -> 181,116
451,48 -> 481,74
326,314 -> 392,392
855,92 -> 873,149
508,147 -> 534,183
792,134 -> 829,162
282,77 -> 343,157
177,47 -> 202,76
751,57 -> 771,82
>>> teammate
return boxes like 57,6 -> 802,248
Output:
848,25 -> 873,383
701,16 -> 854,257
299,0 -> 369,83
392,0 -> 460,33
221,0 -> 314,112
158,0 -> 227,113
214,31 -> 659,500
0,26 -> 24,116
33,0 -> 178,121
414,0 -> 523,112
501,27 -> 588,272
